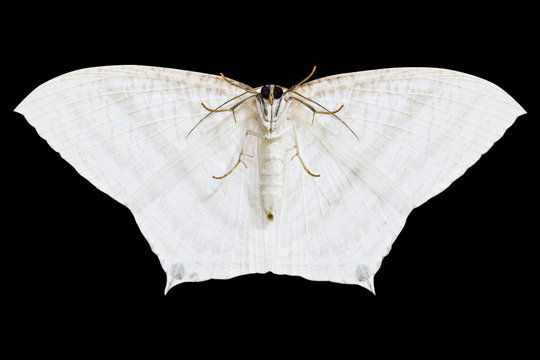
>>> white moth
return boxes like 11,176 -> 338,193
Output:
15,65 -> 526,294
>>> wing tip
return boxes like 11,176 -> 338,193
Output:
517,104 -> 527,117
164,278 -> 175,295
164,273 -> 183,295
361,278 -> 376,295
14,103 -> 25,115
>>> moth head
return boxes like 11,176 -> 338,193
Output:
256,84 -> 290,134
260,84 -> 283,105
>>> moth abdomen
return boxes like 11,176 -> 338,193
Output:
258,137 -> 286,221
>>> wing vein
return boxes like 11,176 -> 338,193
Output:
213,175 -> 235,279
307,129 -> 398,249
66,111 -> 206,163
228,168 -> 244,278
343,114 -> 477,164
356,99 -> 494,147
300,170 -> 313,279
109,122 -> 235,203
347,88 -> 511,123
327,120 -> 464,175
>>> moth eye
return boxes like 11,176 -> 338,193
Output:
273,86 -> 283,99
261,85 -> 270,99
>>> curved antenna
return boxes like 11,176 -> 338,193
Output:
220,73 -> 258,94
284,66 -> 317,94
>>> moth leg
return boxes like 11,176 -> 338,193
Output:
290,96 -> 344,126
201,102 -> 239,123
289,94 -> 358,140
187,93 -> 257,138
289,127 -> 320,178
212,131 -> 255,180
310,105 -> 344,125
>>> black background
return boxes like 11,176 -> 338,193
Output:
4,2 -> 536,354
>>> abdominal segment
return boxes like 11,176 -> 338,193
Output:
258,137 -> 286,221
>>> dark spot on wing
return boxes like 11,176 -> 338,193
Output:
170,263 -> 185,280
355,265 -> 370,282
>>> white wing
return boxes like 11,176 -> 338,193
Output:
15,65 -> 266,292
16,66 -> 526,294
281,67 -> 526,291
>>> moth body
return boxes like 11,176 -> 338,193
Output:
254,84 -> 291,221
258,136 -> 286,221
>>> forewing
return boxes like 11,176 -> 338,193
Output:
280,67 -> 525,292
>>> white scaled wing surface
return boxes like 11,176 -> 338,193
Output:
16,66 -> 526,293
15,65 -> 263,292
283,67 -> 525,291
